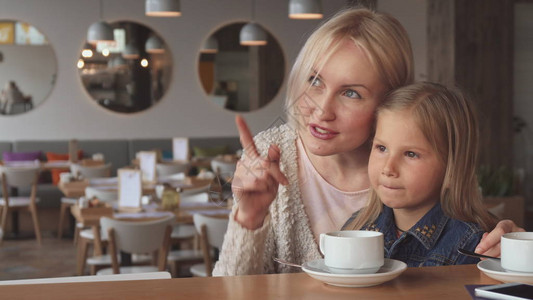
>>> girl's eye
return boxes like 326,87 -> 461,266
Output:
308,76 -> 322,87
405,151 -> 419,158
343,89 -> 361,99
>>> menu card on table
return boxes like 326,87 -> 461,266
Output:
118,168 -> 142,212
172,138 -> 189,162
139,151 -> 157,183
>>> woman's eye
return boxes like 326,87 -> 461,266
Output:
343,89 -> 361,99
375,145 -> 386,152
405,151 -> 419,158
308,76 -> 321,87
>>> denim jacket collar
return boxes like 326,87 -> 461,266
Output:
367,203 -> 449,250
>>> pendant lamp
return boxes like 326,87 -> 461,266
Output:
145,35 -> 165,54
240,0 -> 267,46
87,0 -> 114,45
289,0 -> 323,19
200,36 -> 218,54
145,0 -> 181,17
81,43 -> 94,58
123,43 -> 140,59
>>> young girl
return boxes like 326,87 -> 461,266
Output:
343,82 -> 497,267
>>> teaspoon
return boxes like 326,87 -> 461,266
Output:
457,248 -> 500,260
273,257 -> 302,268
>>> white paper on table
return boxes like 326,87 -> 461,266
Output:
172,138 -> 189,161
118,169 -> 142,209
139,151 -> 157,183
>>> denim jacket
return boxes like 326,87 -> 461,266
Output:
342,203 -> 484,267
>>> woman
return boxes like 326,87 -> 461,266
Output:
214,7 -> 521,276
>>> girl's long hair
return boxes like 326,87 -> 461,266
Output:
346,82 -> 497,232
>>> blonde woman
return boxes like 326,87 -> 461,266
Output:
343,82 -> 497,266
214,8 -> 521,276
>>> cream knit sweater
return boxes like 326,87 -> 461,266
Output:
213,124 -> 322,275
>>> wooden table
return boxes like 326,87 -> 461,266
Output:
0,264 -> 501,299
58,176 -> 213,199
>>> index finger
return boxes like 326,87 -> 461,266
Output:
235,115 -> 259,158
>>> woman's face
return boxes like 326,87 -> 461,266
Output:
296,40 -> 386,157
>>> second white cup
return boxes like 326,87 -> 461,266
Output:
501,232 -> 533,273
319,230 -> 384,274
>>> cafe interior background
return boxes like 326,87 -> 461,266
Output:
0,0 -> 532,280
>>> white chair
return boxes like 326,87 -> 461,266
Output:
189,214 -> 229,277
0,272 -> 171,285
75,186 -> 119,274
0,166 -> 42,245
58,162 -> 112,239
95,215 -> 174,275
156,163 -> 189,177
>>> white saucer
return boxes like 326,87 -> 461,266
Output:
302,258 -> 407,288
477,260 -> 533,284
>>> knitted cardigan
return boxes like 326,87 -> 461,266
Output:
213,124 -> 322,275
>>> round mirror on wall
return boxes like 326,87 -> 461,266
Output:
198,22 -> 285,112
78,21 -> 172,114
0,20 -> 57,116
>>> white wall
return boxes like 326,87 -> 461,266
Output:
0,0 -> 427,140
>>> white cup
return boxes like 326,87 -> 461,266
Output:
501,232 -> 533,273
59,172 -> 73,183
319,230 -> 384,274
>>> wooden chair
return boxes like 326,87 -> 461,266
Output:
57,163 -> 112,239
0,166 -> 42,245
94,215 -> 174,275
189,214 -> 229,277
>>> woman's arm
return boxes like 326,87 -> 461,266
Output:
213,207 -> 275,276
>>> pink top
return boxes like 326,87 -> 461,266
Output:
297,138 -> 369,242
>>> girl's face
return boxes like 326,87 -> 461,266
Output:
296,40 -> 386,157
368,109 -> 445,214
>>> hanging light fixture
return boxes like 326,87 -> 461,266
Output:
240,0 -> 267,46
145,35 -> 165,54
81,43 -> 94,58
123,43 -> 140,59
145,0 -> 181,17
87,0 -> 114,45
289,0 -> 323,19
200,36 -> 218,54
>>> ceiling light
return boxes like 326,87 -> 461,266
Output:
240,0 -> 267,46
200,36 -> 218,54
123,43 -> 140,59
289,0 -> 323,19
145,35 -> 165,54
240,23 -> 267,46
87,0 -> 114,44
145,0 -> 181,17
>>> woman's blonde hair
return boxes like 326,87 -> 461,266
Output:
346,82 -> 497,232
285,7 -> 414,127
